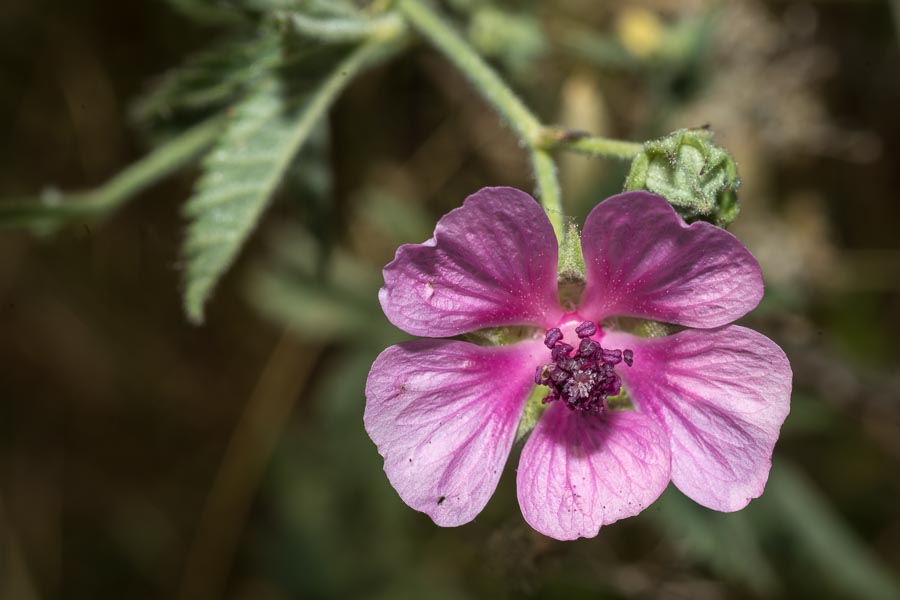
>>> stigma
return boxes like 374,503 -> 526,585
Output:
534,321 -> 633,415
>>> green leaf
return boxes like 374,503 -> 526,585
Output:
163,0 -> 361,22
245,226 -> 391,342
652,488 -> 779,596
354,188 -> 432,245
178,0 -> 361,17
181,38 -> 399,323
246,262 -> 384,341
131,32 -> 281,131
767,463 -> 900,600
253,0 -> 361,17
164,0 -> 247,24
275,11 -> 404,43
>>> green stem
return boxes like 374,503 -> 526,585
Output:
0,114 -> 224,229
397,0 -> 563,232
539,127 -> 644,160
396,0 -> 541,143
530,150 -> 564,239
91,115 -> 225,211
397,1 -> 643,242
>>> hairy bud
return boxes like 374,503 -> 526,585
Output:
624,128 -> 741,227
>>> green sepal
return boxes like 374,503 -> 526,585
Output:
514,385 -> 549,445
625,128 -> 741,227
557,222 -> 586,310
605,389 -> 635,411
463,326 -> 539,347
557,221 -> 585,280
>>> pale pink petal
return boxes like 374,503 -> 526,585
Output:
379,187 -> 562,337
604,326 -> 792,511
516,403 -> 671,540
364,338 -> 542,526
580,192 -> 763,328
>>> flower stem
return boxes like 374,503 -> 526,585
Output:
530,150 -> 564,239
538,127 -> 644,160
0,114 -> 224,230
396,0 -> 542,142
396,0 -> 642,241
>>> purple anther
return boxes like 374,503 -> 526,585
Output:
551,343 -> 574,362
557,357 -> 578,373
544,328 -> 563,348
602,376 -> 621,396
549,365 -> 568,384
600,348 -> 622,365
534,325 -> 633,415
577,338 -> 599,358
575,321 -> 597,338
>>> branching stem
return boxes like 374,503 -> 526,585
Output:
396,0 -> 642,241
0,114 -> 224,230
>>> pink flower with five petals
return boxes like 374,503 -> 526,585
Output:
364,187 -> 791,540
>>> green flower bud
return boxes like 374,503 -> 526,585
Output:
624,128 -> 741,227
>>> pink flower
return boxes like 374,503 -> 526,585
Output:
364,187 -> 791,540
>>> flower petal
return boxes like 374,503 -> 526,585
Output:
379,187 -> 562,337
580,192 -> 763,328
516,403 -> 671,540
604,326 -> 792,511
364,338 -> 542,526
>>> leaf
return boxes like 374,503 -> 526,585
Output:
169,0 -> 361,18
247,0 -> 361,17
244,225 -> 392,342
164,0 -> 247,24
652,488 -> 779,596
767,463 -> 900,600
354,188 -> 433,245
275,11 -> 404,43
131,32 -> 281,131
246,263 -> 385,341
181,39 -> 397,323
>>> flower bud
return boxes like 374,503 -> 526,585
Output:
624,128 -> 741,227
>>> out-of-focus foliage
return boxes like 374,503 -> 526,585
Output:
0,0 -> 407,323
181,40 -> 366,322
652,487 -> 779,596
1,0 -> 899,599
0,116 -> 221,232
247,225 -> 392,341
130,33 -> 281,133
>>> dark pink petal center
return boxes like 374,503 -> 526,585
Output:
535,321 -> 634,415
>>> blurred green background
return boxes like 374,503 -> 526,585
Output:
1,0 -> 900,598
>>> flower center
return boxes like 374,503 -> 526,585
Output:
534,321 -> 633,415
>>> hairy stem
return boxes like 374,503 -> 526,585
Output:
397,0 -> 562,237
0,114 -> 224,229
538,127 -> 644,160
396,0 -> 541,142
530,150 -> 563,238
92,116 -> 225,211
397,1 -> 642,242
